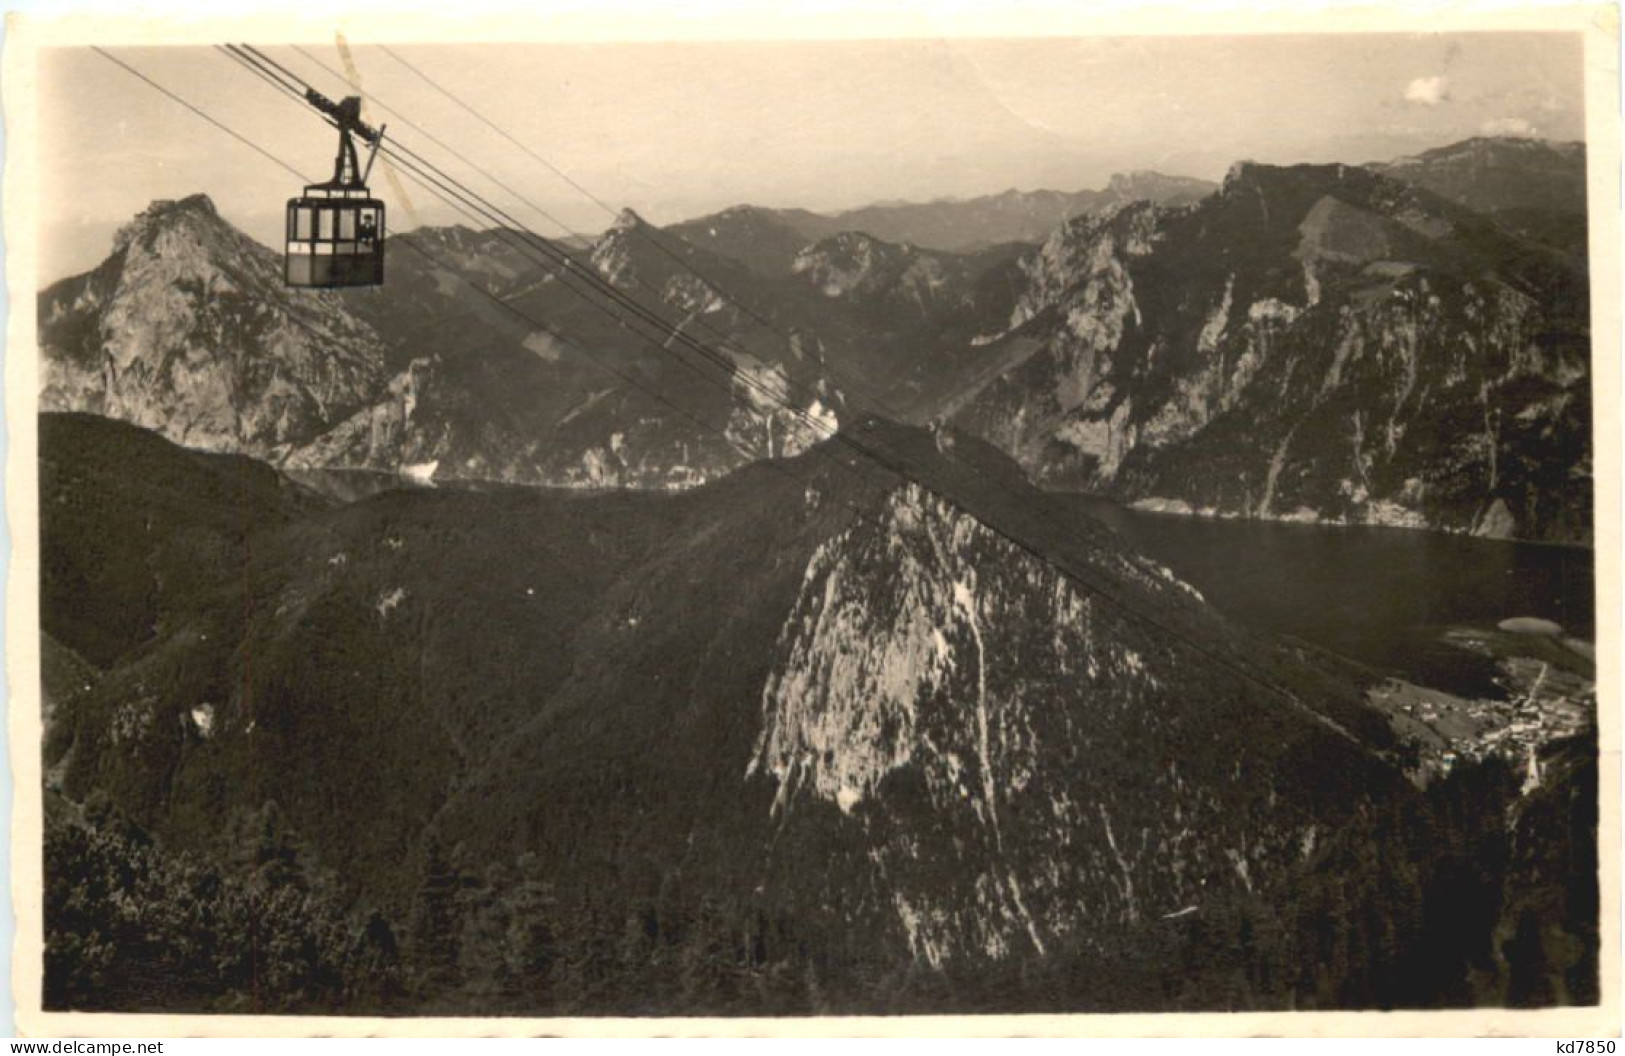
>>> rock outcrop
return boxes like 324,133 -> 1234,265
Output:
39,195 -> 389,453
942,159 -> 1591,543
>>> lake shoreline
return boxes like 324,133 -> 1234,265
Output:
1040,487 -> 1595,552
1048,490 -> 1595,697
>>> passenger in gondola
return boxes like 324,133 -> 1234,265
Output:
285,94 -> 386,288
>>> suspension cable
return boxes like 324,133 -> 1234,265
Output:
304,43 -> 904,420
98,43 -> 1361,742
235,48 -> 871,490
217,43 -> 893,504
231,45 -> 924,495
372,44 -> 956,422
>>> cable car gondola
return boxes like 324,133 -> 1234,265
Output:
286,92 -> 386,288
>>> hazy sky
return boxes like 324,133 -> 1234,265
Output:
38,33 -> 1585,282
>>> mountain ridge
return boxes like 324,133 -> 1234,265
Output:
39,195 -> 845,491
1369,136 -> 1589,258
938,155 -> 1591,543
35,137 -> 1590,542
44,409 -> 1410,985
42,409 -> 1595,1012
674,169 -> 1219,256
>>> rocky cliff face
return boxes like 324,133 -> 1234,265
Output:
791,232 -> 972,323
750,484 -> 1293,955
39,195 -> 389,453
749,480 -> 1387,963
46,412 -> 1404,985
944,159 -> 1591,543
37,140 -> 1590,543
39,198 -> 841,490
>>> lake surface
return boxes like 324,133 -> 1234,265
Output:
290,468 -> 1593,700
284,468 -> 618,504
1053,496 -> 1595,698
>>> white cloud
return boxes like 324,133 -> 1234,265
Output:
1480,117 -> 1538,137
1403,75 -> 1451,106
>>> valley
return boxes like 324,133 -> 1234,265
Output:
33,131 -> 1598,1017
40,138 -> 1592,545
38,410 -> 1597,1014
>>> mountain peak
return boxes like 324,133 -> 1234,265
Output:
610,207 -> 648,233
111,193 -> 224,255
43,190 -> 389,455
158,192 -> 219,218
130,193 -> 220,226
1107,170 -> 1218,203
1221,160 -> 1262,191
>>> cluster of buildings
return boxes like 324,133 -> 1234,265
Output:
1372,650 -> 1595,786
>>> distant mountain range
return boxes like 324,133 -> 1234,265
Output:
40,198 -> 845,491
1371,137 -> 1588,257
674,170 -> 1219,255
36,136 -> 1591,542
35,133 -> 1598,1014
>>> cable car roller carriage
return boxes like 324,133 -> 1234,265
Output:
286,91 -> 386,288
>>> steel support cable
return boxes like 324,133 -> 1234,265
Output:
266,42 -> 868,439
227,47 -> 746,390
304,40 -> 1214,620
223,43 -> 307,97
334,41 -> 1294,651
231,47 -> 931,501
224,46 -> 1296,664
221,53 -> 576,341
215,44 -> 896,508
93,47 -> 305,182
86,48 -> 466,395
220,47 -> 1254,643
223,48 -> 1149,658
219,44 -> 313,107
113,44 -> 1352,740
301,52 -> 1359,741
372,44 -> 929,417
284,42 -> 899,420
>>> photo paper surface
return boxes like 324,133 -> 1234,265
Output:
5,3 -> 1619,1037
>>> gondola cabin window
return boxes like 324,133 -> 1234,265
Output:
285,192 -> 385,287
284,91 -> 388,288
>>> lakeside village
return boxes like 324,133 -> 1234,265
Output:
1365,619 -> 1595,788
